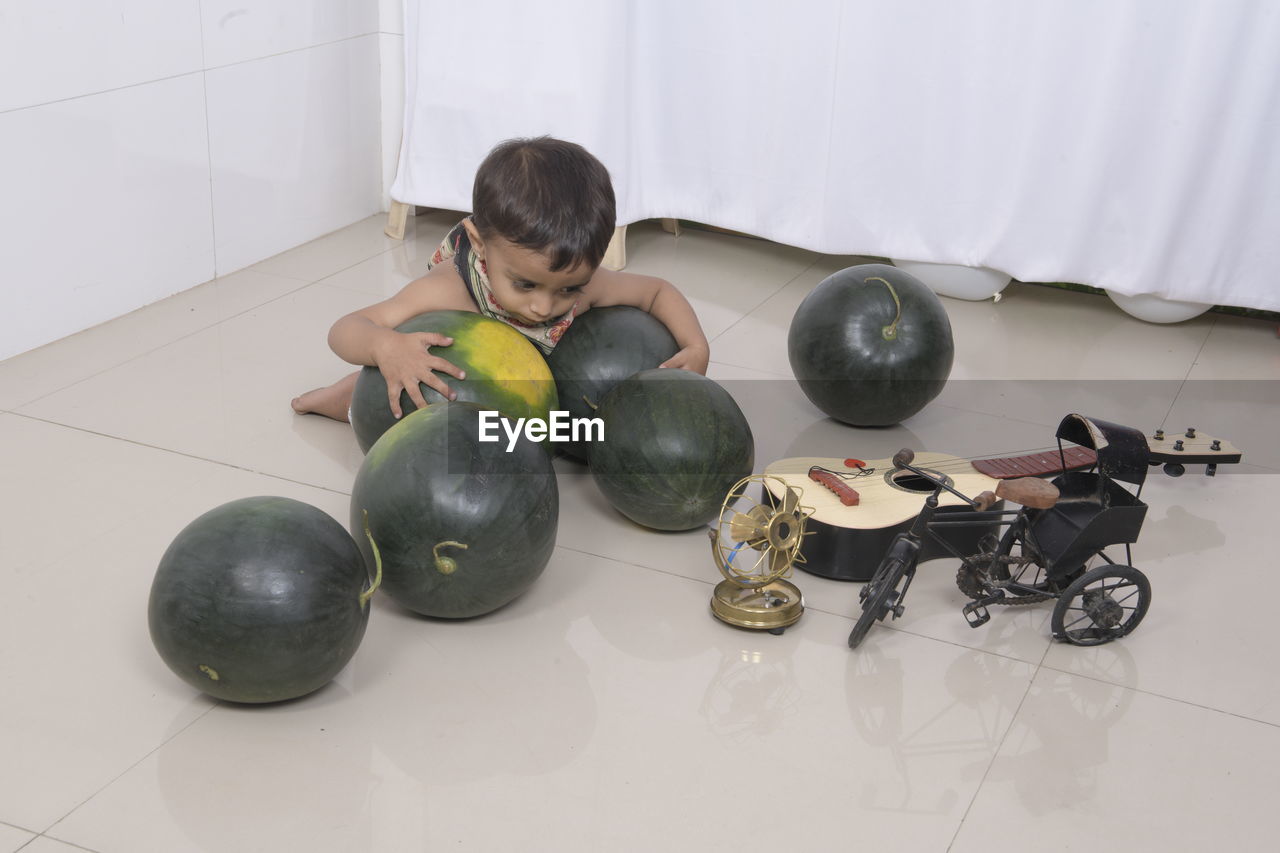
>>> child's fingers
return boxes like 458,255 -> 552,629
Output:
427,354 -> 466,380
401,379 -> 431,413
413,332 -> 454,349
418,372 -> 457,402
385,382 -> 405,419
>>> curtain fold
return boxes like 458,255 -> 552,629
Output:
392,0 -> 1280,310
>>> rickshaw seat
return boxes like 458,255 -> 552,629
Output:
1027,469 -> 1147,573
1053,471 -> 1110,508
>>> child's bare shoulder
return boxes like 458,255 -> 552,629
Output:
393,262 -> 477,314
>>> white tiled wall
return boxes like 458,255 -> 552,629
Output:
0,1 -> 388,362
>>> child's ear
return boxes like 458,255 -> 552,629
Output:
462,217 -> 485,258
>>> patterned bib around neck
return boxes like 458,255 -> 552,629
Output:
428,220 -> 577,354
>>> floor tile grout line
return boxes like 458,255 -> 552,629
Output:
8,412 -> 353,498
555,542 -> 718,589
8,276 -> 318,411
1037,658 -> 1280,731
259,221 -> 436,287
867,622 -> 1051,669
947,638 -> 1050,851
3,213 -> 409,409
705,356 -> 794,379
553,541 -> 1057,669
39,703 -> 219,842
1,819 -> 39,838
706,254 -> 825,346
16,835 -> 102,853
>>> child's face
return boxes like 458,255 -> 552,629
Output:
473,232 -> 593,325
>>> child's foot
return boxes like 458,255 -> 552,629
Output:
291,372 -> 358,422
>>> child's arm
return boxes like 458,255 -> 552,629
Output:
328,266 -> 477,417
585,269 -> 710,374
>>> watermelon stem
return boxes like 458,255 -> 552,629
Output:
433,541 -> 469,575
866,276 -> 902,341
582,394 -> 599,411
359,509 -> 384,607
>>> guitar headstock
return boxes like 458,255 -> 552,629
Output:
1148,427 -> 1241,476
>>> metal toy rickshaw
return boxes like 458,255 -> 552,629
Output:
849,414 -> 1153,648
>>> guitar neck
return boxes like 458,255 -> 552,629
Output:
1147,431 -> 1242,466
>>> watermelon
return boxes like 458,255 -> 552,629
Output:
350,401 -> 558,618
787,263 -> 954,426
349,310 -> 559,453
589,369 -> 754,531
544,306 -> 679,461
148,496 -> 375,704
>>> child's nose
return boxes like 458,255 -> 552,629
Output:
529,294 -> 552,319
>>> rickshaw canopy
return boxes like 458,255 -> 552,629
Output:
1055,414 -> 1150,487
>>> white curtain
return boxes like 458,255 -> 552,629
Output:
392,0 -> 1280,311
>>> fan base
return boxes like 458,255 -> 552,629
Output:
710,579 -> 804,631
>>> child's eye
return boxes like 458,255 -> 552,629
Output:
512,281 -> 536,291
561,285 -> 585,295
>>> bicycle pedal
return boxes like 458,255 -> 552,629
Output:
962,601 -> 991,628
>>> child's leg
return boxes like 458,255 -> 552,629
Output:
291,371 -> 359,422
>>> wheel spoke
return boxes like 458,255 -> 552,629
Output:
1112,588 -> 1140,606
1062,611 -> 1093,630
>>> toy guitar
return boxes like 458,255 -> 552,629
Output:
762,428 -> 1240,582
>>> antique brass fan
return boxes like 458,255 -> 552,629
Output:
708,475 -> 812,633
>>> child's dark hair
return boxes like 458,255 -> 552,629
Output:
471,136 -> 616,272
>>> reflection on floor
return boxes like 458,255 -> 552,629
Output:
1,213 -> 1277,852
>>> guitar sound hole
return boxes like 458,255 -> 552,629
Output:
890,471 -> 948,493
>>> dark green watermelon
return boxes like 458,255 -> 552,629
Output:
148,496 -> 374,704
589,369 -> 754,531
350,310 -> 559,453
787,263 -> 954,426
545,306 -> 679,461
350,401 -> 558,618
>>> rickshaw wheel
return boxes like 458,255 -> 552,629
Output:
1051,565 -> 1151,646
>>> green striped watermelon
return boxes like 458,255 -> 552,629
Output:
349,310 -> 559,453
351,401 -> 559,618
589,369 -> 754,531
545,306 -> 678,461
148,496 -> 375,703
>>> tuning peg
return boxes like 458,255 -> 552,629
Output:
1185,427 -> 1197,438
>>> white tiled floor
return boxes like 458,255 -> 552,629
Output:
2,213 -> 1277,851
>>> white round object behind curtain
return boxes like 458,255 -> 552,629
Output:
891,260 -> 1011,301
1105,291 -> 1212,323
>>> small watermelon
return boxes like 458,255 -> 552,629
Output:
349,310 -> 559,453
788,263 -> 954,426
351,401 -> 559,618
148,496 -> 375,704
589,369 -> 754,531
544,306 -> 679,461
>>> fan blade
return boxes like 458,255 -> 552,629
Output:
729,511 -> 768,543
768,546 -> 793,578
781,486 -> 799,515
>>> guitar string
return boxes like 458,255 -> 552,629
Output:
796,442 -> 1087,476
783,434 -> 1225,487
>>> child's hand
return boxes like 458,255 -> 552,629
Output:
374,331 -> 466,417
659,344 -> 710,375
